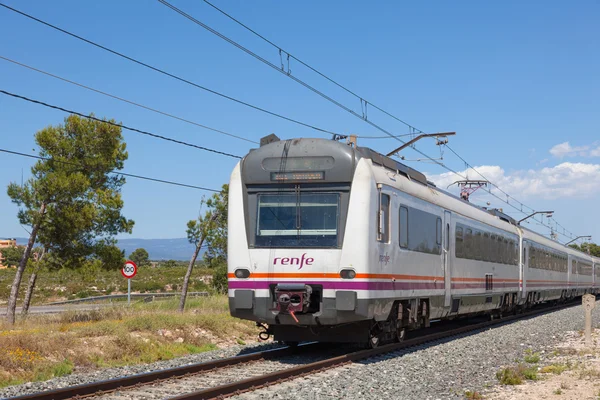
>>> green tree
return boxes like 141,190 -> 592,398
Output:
211,262 -> 228,294
202,184 -> 229,267
569,242 -> 600,257
6,114 -> 134,324
1,246 -> 24,268
129,248 -> 150,267
162,259 -> 177,268
180,184 -> 228,312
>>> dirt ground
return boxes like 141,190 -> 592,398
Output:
484,328 -> 600,400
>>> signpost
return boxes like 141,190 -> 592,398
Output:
582,294 -> 596,347
122,260 -> 137,305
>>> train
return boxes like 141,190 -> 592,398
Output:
227,136 -> 599,347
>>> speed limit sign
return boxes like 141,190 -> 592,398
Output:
122,260 -> 137,279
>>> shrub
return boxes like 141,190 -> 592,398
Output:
211,263 -> 227,294
496,364 -> 538,385
540,364 -> 567,374
496,367 -> 523,385
524,349 -> 540,364
464,391 -> 483,400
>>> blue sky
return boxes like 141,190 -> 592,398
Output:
0,1 -> 598,245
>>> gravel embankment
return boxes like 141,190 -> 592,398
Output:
233,302 -> 600,400
0,342 -> 284,399
1,302 -> 598,400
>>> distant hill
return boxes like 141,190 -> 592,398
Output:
14,237 -> 199,261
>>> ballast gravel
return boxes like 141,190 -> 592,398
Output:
1,302 -> 598,400
233,302 -> 600,400
0,342 -> 284,400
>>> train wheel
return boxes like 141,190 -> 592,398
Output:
396,328 -> 406,342
368,334 -> 380,349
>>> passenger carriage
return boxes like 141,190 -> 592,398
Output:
227,137 -> 597,346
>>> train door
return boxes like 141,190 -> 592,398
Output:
377,186 -> 392,270
443,210 -> 452,308
521,240 -> 529,303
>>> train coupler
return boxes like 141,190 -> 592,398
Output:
256,322 -> 271,341
274,283 -> 312,323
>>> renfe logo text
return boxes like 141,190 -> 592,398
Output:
273,254 -> 314,270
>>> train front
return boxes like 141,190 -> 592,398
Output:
227,137 -> 372,343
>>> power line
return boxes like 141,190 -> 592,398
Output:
0,2 -> 342,137
157,1 -> 446,165
168,0 -> 580,242
0,89 -> 242,159
443,144 -> 576,239
355,133 -> 418,139
200,0 -> 421,131
0,148 -> 221,192
0,55 -> 259,145
2,2 -> 578,242
159,0 -> 406,137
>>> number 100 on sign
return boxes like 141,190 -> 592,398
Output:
122,261 -> 137,279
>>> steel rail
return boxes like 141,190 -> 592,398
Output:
8,300 -> 588,400
7,343 -> 321,400
169,301 -> 584,400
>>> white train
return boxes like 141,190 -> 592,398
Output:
227,137 -> 599,347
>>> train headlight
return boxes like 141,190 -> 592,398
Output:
234,268 -> 250,279
340,269 -> 356,279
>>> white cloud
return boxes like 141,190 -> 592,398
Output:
549,141 -> 600,159
428,162 -> 600,200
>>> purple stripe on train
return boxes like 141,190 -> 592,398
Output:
228,280 -> 445,291
452,283 -> 520,289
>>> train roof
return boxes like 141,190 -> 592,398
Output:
245,136 -> 594,261
243,137 -> 428,186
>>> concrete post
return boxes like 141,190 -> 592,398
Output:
582,294 -> 596,347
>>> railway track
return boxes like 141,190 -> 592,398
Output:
8,301 -> 581,400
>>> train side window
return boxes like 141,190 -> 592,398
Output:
474,231 -> 483,261
502,238 -> 509,265
496,236 -> 503,264
378,193 -> 390,243
399,206 -> 408,249
436,218 -> 442,246
481,232 -> 489,262
509,240 -> 516,265
465,228 -> 473,259
497,236 -> 503,264
490,234 -> 497,263
455,226 -> 464,258
522,247 -> 527,265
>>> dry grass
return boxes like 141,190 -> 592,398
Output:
496,364 -> 539,385
0,295 -> 256,388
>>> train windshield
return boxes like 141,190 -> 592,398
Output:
255,192 -> 339,248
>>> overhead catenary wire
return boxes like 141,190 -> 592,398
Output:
164,0 -> 580,241
1,2 -> 579,241
0,2 -> 342,137
443,144 -> 576,239
158,0 -> 409,138
0,55 -> 259,145
0,148 -> 221,192
0,89 -> 242,159
200,0 -> 421,131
